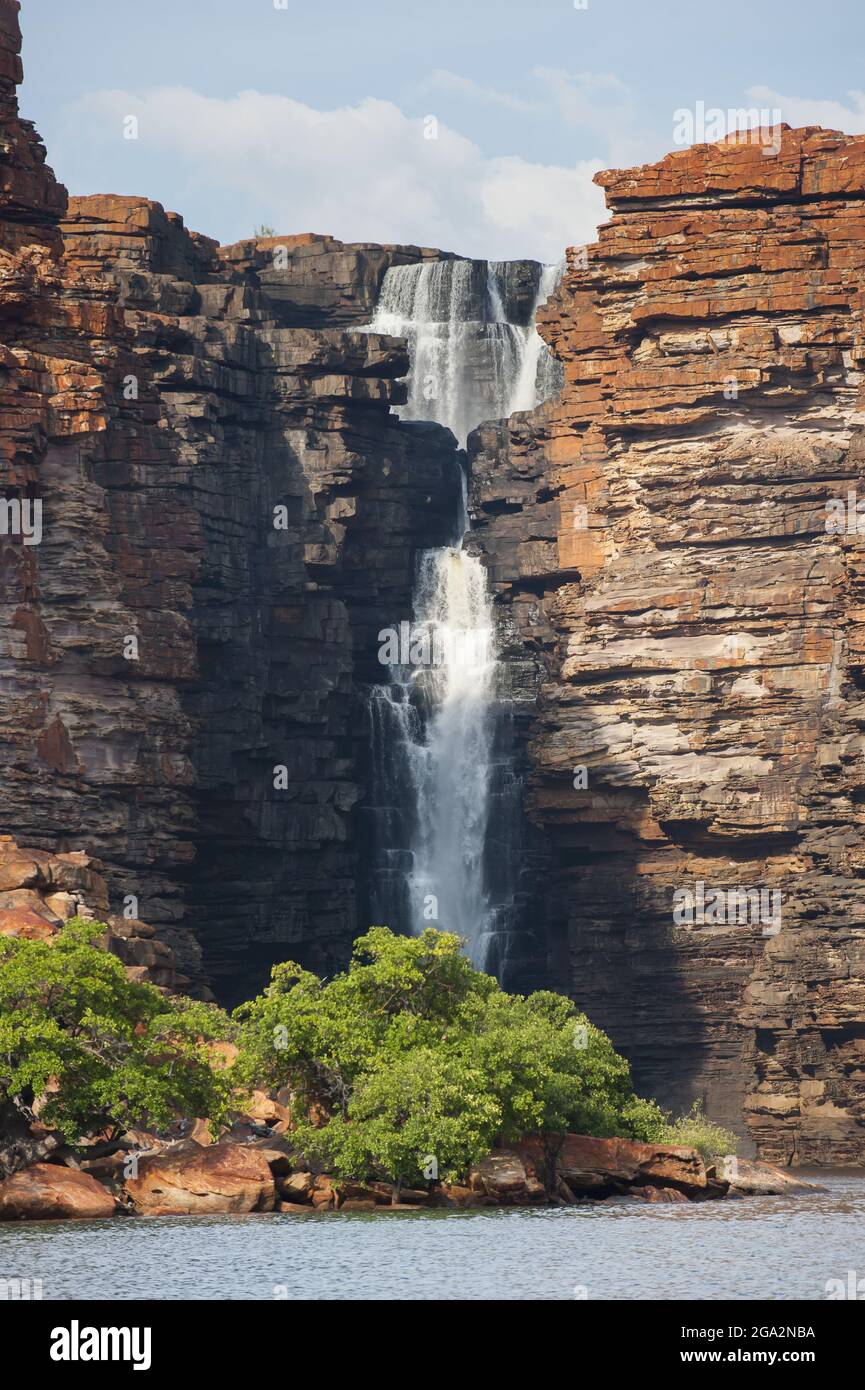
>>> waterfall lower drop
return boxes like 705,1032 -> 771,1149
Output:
365,256 -> 562,972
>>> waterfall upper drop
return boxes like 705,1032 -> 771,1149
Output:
364,253 -> 562,973
369,257 -> 564,447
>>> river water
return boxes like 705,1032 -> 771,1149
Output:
3,1173 -> 863,1301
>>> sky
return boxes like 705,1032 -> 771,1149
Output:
18,0 -> 865,261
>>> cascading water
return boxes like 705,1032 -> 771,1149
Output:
368,258 -> 563,446
365,256 -> 562,971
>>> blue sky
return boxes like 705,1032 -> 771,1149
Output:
19,0 -> 865,259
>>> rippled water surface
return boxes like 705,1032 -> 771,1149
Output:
2,1173 -> 864,1300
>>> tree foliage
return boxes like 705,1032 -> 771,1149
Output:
0,919 -> 233,1142
234,926 -> 662,1188
659,1099 -> 739,1160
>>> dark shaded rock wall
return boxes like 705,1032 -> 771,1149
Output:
0,0 -> 460,1004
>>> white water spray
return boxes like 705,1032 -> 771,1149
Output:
369,258 -> 563,447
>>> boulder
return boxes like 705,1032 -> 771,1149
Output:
333,1179 -> 391,1205
473,1151 -> 534,1204
0,1163 -> 116,1220
278,1171 -> 315,1202
0,1101 -> 61,1180
0,907 -> 57,939
245,1139 -> 296,1177
310,1178 -> 336,1209
624,1184 -> 691,1204
240,1091 -> 292,1131
440,1182 -> 487,1208
717,1157 -> 825,1196
123,1140 -> 276,1215
512,1134 -> 708,1197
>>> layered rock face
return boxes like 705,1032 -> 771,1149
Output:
3,0 -> 865,1167
0,834 -> 182,989
0,1 -> 460,1004
470,127 -> 865,1163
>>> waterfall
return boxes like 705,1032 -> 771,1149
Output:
368,257 -> 563,447
504,261 -> 564,416
364,255 -> 562,971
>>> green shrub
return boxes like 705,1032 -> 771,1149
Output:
661,1100 -> 739,1161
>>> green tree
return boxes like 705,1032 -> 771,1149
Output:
235,926 -> 661,1191
0,918 -> 233,1146
298,1049 -> 502,1199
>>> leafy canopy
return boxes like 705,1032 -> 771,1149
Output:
234,926 -> 664,1186
0,918 -> 233,1141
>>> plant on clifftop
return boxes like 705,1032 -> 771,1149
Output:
234,925 -> 662,1190
0,918 -> 234,1145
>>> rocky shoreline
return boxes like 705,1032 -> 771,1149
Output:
0,834 -> 829,1222
0,1129 -> 822,1222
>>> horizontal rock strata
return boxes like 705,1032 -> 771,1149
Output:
0,0 -> 461,1004
469,126 -> 865,1163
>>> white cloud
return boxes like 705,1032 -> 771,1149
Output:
67,85 -> 607,261
532,68 -> 649,167
423,69 -> 541,114
748,84 -> 865,134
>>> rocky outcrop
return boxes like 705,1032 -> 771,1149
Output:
469,127 -> 865,1164
510,1134 -> 711,1197
0,0 -> 461,1004
123,1139 -> 276,1215
0,1162 -> 117,1220
2,0 -> 864,1168
0,835 -> 183,989
717,1155 -> 824,1196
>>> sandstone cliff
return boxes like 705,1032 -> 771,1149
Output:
2,0 -> 865,1165
0,0 -> 460,1004
470,127 -> 865,1164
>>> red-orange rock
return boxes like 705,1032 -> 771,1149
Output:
123,1140 -> 276,1216
470,124 -> 865,1167
0,907 -> 57,939
0,1163 -> 116,1220
512,1135 -> 707,1196
0,836 -> 183,989
0,0 -> 461,1011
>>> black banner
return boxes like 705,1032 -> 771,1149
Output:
3,1298 -> 853,1374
